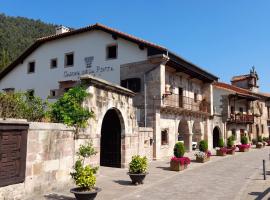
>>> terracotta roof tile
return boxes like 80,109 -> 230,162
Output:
231,74 -> 250,82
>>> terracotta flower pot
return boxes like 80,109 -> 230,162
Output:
227,148 -> 235,155
216,149 -> 227,156
239,147 -> 249,152
170,160 -> 187,171
196,156 -> 210,163
256,144 -> 263,149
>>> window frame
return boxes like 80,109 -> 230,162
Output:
106,44 -> 118,60
50,58 -> 58,69
27,61 -> 35,74
161,129 -> 169,146
65,52 -> 74,67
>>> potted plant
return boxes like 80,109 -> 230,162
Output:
195,140 -> 211,163
256,136 -> 264,148
170,142 -> 190,171
237,136 -> 250,152
127,155 -> 148,185
70,143 -> 101,200
216,138 -> 227,156
227,136 -> 236,155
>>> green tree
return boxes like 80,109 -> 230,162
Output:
0,48 -> 10,71
48,86 -> 94,137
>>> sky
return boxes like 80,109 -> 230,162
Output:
1,0 -> 269,92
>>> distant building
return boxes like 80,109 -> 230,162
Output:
213,67 -> 270,145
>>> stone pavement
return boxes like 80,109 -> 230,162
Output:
25,147 -> 270,200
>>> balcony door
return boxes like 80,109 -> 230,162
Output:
179,88 -> 183,108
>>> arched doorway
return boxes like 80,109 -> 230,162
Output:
192,120 -> 202,144
213,127 -> 221,148
178,119 -> 190,151
100,109 -> 122,168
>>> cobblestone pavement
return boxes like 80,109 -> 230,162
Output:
26,147 -> 270,200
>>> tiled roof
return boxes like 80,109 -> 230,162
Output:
213,82 -> 269,99
231,74 -> 250,82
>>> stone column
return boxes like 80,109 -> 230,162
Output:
188,133 -> 193,152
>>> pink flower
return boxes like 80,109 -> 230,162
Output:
171,156 -> 191,165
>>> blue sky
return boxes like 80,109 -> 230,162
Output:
1,0 -> 269,92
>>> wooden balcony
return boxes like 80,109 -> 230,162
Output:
162,94 -> 210,113
227,113 -> 254,124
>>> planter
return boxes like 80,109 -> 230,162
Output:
227,148 -> 235,155
127,172 -> 149,185
256,144 -> 263,149
196,156 -> 210,163
70,187 -> 101,200
239,147 -> 249,152
170,160 -> 188,171
216,149 -> 227,156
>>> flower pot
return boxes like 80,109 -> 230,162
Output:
70,187 -> 101,200
216,149 -> 227,156
256,144 -> 263,149
127,172 -> 149,185
170,160 -> 187,171
196,156 -> 210,163
239,147 -> 249,152
227,149 -> 235,155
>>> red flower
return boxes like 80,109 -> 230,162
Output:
171,156 -> 191,165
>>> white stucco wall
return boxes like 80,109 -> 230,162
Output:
0,30 -> 148,99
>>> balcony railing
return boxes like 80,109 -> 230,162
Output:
228,113 -> 254,124
163,94 -> 210,113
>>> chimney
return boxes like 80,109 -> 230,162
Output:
55,25 -> 69,34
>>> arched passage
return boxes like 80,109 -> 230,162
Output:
100,108 -> 123,168
178,119 -> 190,151
213,126 -> 221,148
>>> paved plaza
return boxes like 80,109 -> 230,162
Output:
26,147 -> 270,200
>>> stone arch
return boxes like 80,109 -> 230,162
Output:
100,107 -> 125,168
178,119 -> 191,151
213,126 -> 221,148
192,120 -> 202,144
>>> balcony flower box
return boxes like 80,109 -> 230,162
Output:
216,147 -> 227,156
256,142 -> 263,149
237,144 -> 250,152
195,151 -> 211,163
170,157 -> 190,171
227,147 -> 236,155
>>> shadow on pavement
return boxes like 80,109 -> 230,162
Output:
44,194 -> 75,200
156,166 -> 171,171
248,187 -> 270,200
113,180 -> 133,186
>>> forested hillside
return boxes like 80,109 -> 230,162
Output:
0,13 -> 56,71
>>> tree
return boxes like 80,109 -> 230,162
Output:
0,48 -> 10,71
48,86 -> 94,137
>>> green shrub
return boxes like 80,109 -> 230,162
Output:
199,140 -> 208,152
0,92 -> 47,121
174,142 -> 185,158
241,136 -> 248,144
231,134 -> 236,141
227,137 -> 234,148
218,138 -> 224,147
48,86 -> 94,135
70,143 -> 98,190
258,135 -> 263,142
129,155 -> 148,174
263,137 -> 269,142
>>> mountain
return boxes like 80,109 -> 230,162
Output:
0,13 -> 57,71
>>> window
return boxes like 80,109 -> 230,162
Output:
261,125 -> 264,133
65,52 -> 74,67
27,89 -> 35,97
194,93 -> 198,103
230,106 -> 235,114
28,61 -> 35,73
50,58 -> 57,68
3,88 -> 15,93
49,89 -> 58,98
106,44 -> 117,59
161,129 -> 169,145
121,78 -> 141,93
239,107 -> 243,113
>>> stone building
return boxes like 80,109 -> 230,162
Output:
213,68 -> 270,145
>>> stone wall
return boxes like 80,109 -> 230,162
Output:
0,121 -> 79,200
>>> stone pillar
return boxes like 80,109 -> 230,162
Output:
188,133 -> 193,152
153,111 -> 161,160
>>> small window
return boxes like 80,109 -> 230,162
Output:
161,129 -> 169,145
50,58 -> 57,68
50,89 -> 58,98
121,78 -> 141,93
106,44 -> 117,59
239,107 -> 243,113
27,89 -> 35,97
3,88 -> 15,93
65,52 -> 74,67
261,125 -> 264,134
28,61 -> 35,73
231,106 -> 235,114
194,93 -> 198,103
